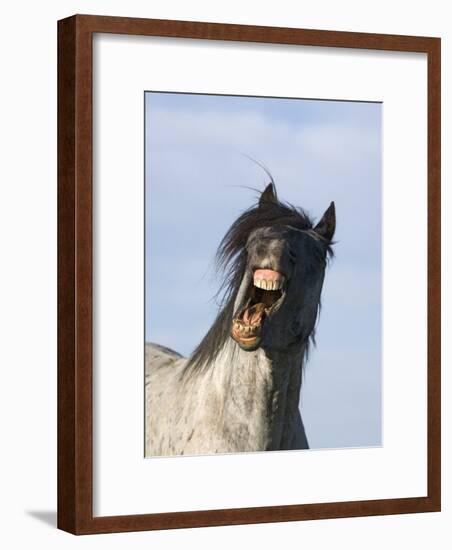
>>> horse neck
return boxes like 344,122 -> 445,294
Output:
207,338 -> 306,450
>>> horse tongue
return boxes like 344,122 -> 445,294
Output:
243,303 -> 265,325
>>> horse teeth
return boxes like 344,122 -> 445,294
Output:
253,276 -> 286,290
254,278 -> 285,290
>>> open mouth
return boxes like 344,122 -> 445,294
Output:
231,269 -> 286,350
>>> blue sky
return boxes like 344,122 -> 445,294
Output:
145,91 -> 382,449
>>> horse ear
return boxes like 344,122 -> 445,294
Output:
314,202 -> 336,242
259,183 -> 278,207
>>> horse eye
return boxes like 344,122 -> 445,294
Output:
288,250 -> 297,263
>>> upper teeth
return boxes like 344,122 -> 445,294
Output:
253,277 -> 285,291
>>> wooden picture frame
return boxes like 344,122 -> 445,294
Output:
58,14 -> 441,535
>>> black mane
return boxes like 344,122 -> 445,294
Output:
182,195 -> 317,376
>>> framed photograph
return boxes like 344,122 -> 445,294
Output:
58,15 -> 441,534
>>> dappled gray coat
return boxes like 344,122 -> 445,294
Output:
145,182 -> 335,457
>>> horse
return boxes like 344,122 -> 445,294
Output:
145,181 -> 335,456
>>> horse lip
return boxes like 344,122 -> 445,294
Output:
231,327 -> 262,350
231,287 -> 286,350
231,296 -> 263,350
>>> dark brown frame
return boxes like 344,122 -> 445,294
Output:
58,14 -> 441,535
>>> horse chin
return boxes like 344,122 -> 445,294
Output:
230,329 -> 262,351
